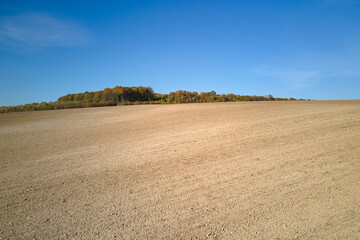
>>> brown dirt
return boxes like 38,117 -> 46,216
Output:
1,101 -> 360,239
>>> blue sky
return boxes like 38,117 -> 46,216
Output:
0,0 -> 359,105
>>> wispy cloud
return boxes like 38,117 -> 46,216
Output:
253,66 -> 322,89
323,0 -> 358,6
0,12 -> 91,51
253,64 -> 360,90
327,68 -> 360,78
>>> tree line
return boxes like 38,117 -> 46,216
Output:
0,85 -> 306,113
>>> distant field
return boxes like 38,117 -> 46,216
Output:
1,101 -> 359,239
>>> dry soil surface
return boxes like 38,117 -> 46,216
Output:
1,101 -> 360,239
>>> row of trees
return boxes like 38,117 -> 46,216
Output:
0,101 -> 121,113
162,90 -> 293,103
58,86 -> 155,103
0,85 -> 305,113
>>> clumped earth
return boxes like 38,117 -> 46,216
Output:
0,101 -> 359,239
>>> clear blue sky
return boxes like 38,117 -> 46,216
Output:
1,0 -> 359,106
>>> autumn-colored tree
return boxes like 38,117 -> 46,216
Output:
1,85 -> 298,113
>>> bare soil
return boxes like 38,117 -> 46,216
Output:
1,101 -> 359,239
